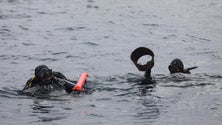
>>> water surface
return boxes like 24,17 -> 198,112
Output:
0,0 -> 222,125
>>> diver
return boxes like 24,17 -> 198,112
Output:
168,58 -> 198,74
23,65 -> 75,96
130,47 -> 198,94
130,47 -> 198,78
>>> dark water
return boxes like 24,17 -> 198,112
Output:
0,0 -> 222,125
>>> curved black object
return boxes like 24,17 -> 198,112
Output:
130,47 -> 154,71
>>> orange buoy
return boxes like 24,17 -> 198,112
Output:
72,73 -> 89,91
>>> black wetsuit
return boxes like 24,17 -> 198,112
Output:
23,72 -> 74,96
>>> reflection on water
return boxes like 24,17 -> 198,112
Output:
30,100 -> 68,123
135,98 -> 160,124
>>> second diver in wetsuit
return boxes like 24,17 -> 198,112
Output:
130,47 -> 198,81
168,58 -> 198,74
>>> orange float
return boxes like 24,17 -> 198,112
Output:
72,73 -> 89,91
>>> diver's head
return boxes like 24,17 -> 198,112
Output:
35,65 -> 52,84
168,58 -> 184,74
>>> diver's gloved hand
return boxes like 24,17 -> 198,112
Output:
130,47 -> 155,71
53,76 -> 75,93
183,66 -> 198,74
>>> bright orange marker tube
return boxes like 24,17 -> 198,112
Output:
73,73 -> 89,91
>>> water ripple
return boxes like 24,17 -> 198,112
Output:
81,42 -> 99,46
54,26 -> 86,32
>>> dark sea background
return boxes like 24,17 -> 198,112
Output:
0,0 -> 222,125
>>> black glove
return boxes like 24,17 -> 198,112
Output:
53,77 -> 75,93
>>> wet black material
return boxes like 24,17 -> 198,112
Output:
131,47 -> 154,71
0,0 -> 222,125
34,65 -> 52,80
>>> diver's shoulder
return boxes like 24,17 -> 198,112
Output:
52,71 -> 67,79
